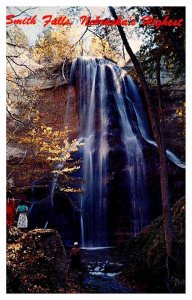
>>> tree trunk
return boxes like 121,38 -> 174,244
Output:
109,6 -> 173,256
156,54 -> 173,257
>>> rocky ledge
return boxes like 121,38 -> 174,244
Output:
7,228 -> 82,293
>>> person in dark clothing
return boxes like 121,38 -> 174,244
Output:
70,242 -> 81,270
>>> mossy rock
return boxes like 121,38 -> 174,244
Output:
121,197 -> 185,293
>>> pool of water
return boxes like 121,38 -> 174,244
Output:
79,248 -> 133,293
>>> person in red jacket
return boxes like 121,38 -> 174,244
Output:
6,191 -> 15,227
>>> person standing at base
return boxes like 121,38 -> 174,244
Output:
70,242 -> 81,270
16,200 -> 28,231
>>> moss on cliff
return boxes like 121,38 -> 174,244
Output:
120,196 -> 185,293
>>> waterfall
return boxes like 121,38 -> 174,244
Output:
75,58 -> 109,247
68,57 -> 150,247
123,75 -> 185,169
107,65 -> 149,236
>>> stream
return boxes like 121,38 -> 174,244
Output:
68,248 -> 133,293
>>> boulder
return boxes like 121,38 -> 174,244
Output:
7,228 -> 67,293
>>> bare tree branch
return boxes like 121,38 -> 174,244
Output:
6,106 -> 27,124
8,56 -> 35,74
7,57 -> 21,79
11,6 -> 38,18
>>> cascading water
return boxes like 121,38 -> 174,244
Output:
68,57 -> 150,248
123,75 -> 185,169
74,58 -> 109,248
108,65 -> 149,235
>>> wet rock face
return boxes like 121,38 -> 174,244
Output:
7,228 -> 67,293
